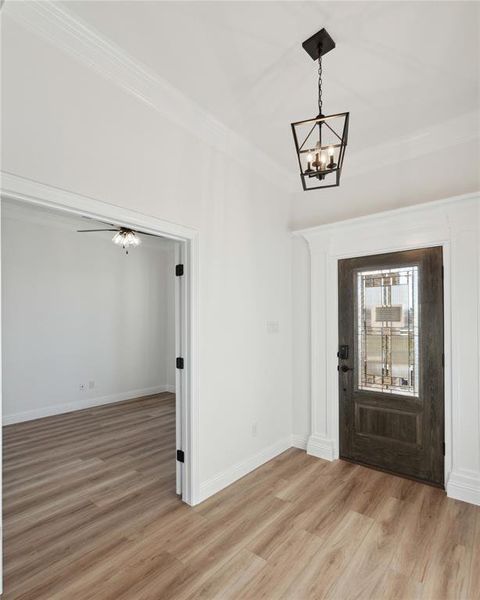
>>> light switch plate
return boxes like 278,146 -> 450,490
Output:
266,321 -> 279,334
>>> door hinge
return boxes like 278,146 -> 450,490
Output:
176,357 -> 184,370
175,264 -> 184,277
442,442 -> 446,456
176,449 -> 185,463
442,353 -> 445,368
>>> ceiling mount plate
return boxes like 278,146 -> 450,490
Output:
302,28 -> 335,60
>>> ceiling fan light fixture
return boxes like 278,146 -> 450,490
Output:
291,28 -> 349,191
112,229 -> 141,250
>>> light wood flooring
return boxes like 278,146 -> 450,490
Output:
3,393 -> 480,599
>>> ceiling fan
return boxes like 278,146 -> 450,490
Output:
77,219 -> 159,254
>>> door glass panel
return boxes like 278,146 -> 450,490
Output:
356,266 -> 419,396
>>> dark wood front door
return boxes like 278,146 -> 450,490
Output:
338,247 -> 444,486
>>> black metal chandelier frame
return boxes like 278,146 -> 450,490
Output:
291,28 -> 349,192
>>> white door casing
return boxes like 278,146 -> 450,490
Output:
0,171 -> 200,507
295,192 -> 480,506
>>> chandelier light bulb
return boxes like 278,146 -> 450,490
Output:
327,145 -> 337,170
305,153 -> 314,174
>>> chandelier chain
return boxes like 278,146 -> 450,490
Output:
318,52 -> 323,116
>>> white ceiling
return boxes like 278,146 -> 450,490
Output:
59,1 -> 479,225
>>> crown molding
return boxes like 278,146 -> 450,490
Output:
4,0 -> 289,190
293,190 -> 480,238
6,1 -> 477,197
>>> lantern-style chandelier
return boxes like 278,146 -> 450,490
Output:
291,28 -> 349,191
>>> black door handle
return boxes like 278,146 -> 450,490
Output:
340,365 -> 352,373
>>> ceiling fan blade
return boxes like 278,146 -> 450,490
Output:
77,229 -> 119,232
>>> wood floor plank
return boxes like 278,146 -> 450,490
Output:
235,528 -> 324,599
370,568 -> 424,600
187,548 -> 266,600
389,484 -> 445,582
420,497 -> 477,600
3,393 -> 480,599
280,509 -> 374,600
467,508 -> 480,599
324,492 -> 423,599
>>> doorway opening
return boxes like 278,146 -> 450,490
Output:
338,247 -> 444,486
0,192 -> 200,596
0,185 -> 198,510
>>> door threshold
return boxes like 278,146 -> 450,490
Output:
340,456 -> 445,490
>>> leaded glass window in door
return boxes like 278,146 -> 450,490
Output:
356,266 -> 419,396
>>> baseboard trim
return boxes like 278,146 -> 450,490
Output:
291,433 -> 308,450
307,434 -> 336,461
198,436 -> 292,504
446,471 -> 480,506
3,384 -> 173,425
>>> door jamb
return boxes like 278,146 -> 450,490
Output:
0,173 -> 200,506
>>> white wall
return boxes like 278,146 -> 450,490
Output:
292,194 -> 480,505
0,12 -> 293,494
1,201 -> 175,424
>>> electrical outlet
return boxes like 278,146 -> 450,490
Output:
252,423 -> 258,437
88,380 -> 95,390
79,383 -> 86,391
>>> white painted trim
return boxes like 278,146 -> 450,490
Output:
2,200 -> 174,252
183,232 -> 200,506
1,171 -> 195,241
298,193 -> 480,505
291,434 -> 308,450
198,437 -> 292,504
447,471 -> 480,507
0,171 -> 200,507
306,434 -> 335,461
4,0 -> 289,190
3,385 -> 172,425
293,191 -> 480,238
174,241 -> 183,497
